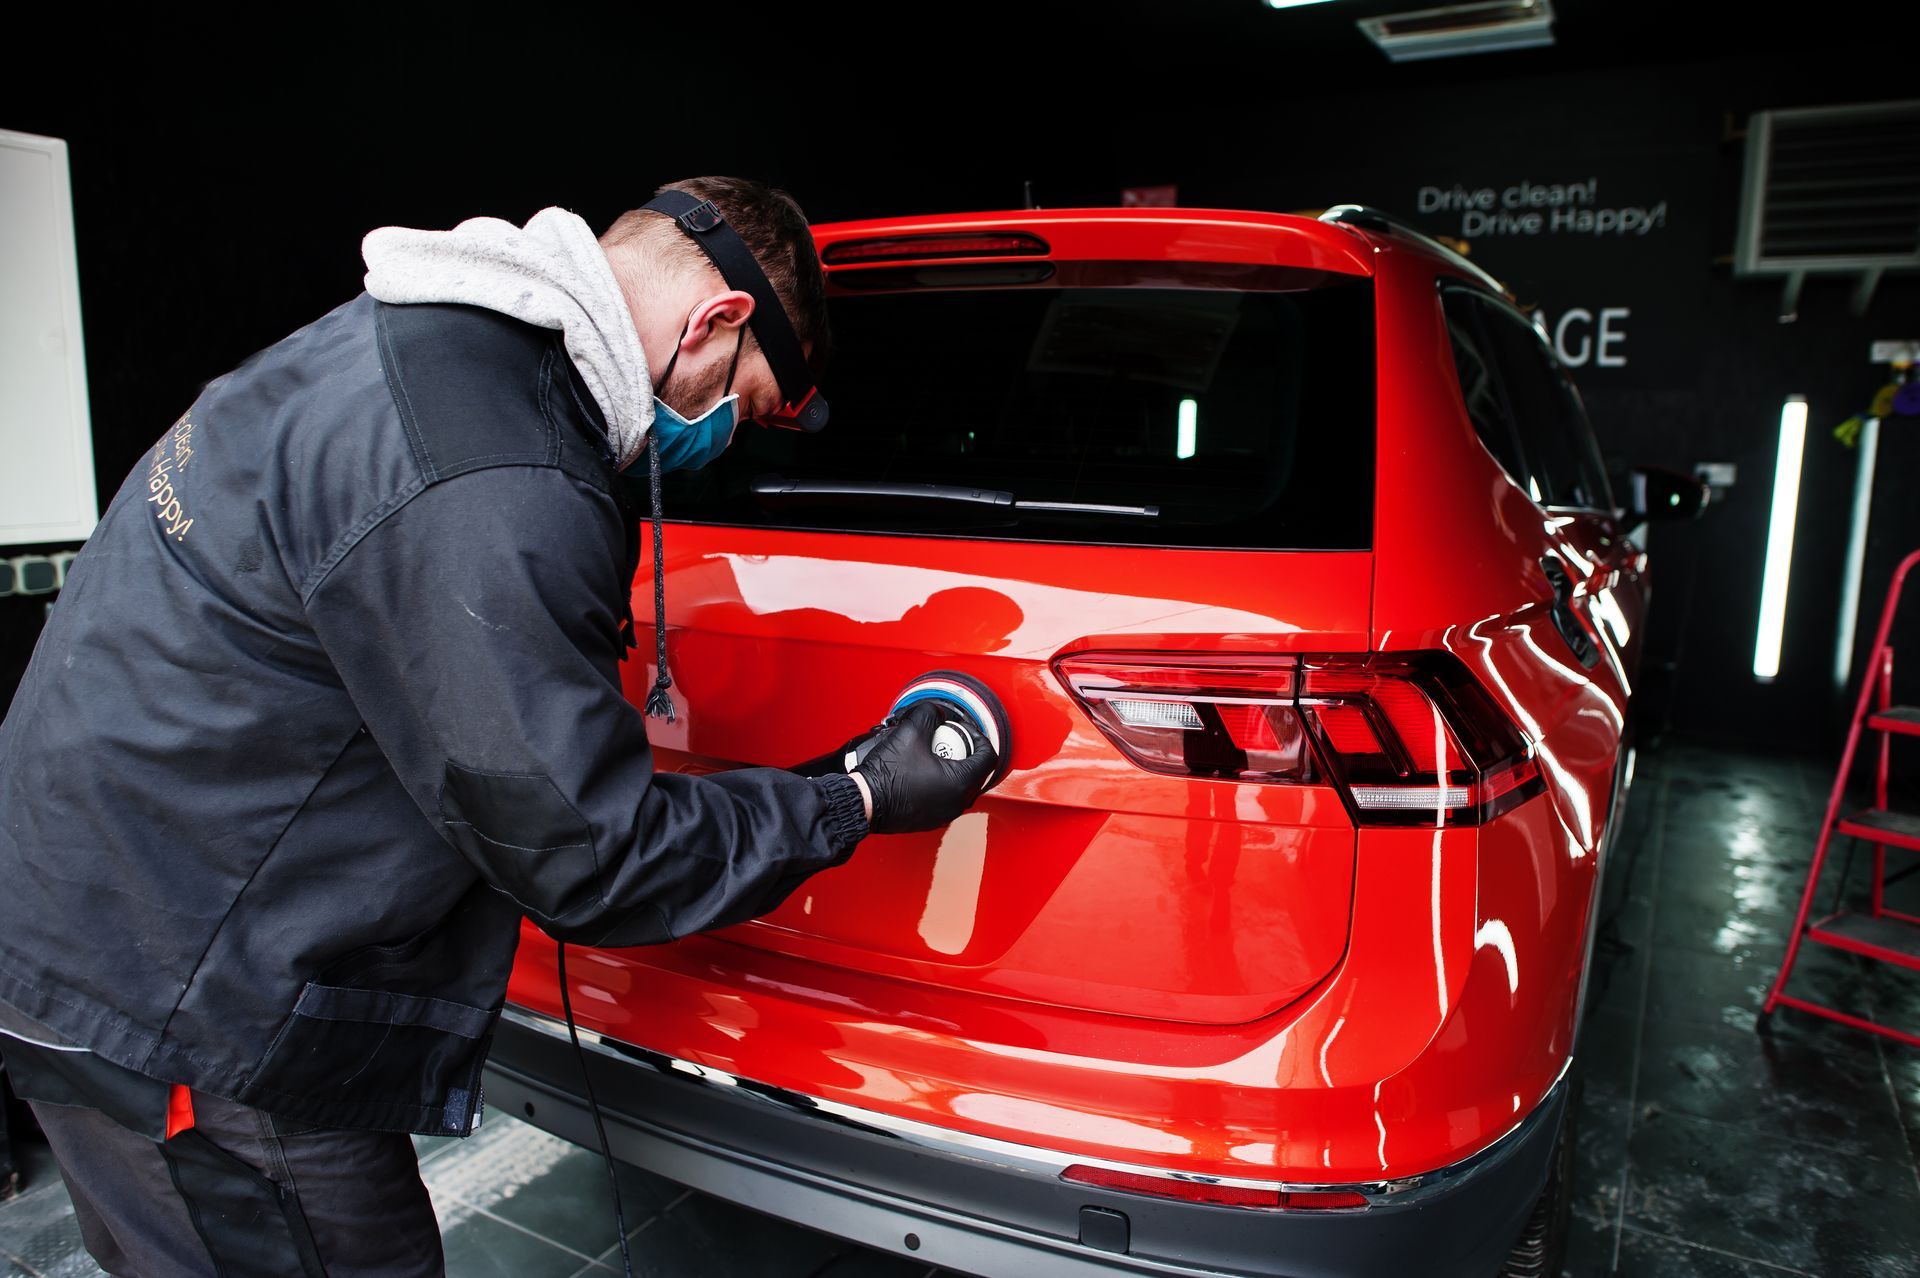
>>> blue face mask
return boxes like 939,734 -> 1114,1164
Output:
651,319 -> 746,473
651,391 -> 739,473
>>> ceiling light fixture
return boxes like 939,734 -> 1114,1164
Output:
1359,0 -> 1555,61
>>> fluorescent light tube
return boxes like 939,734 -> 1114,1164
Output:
1833,415 -> 1880,690
1753,396 -> 1807,680
1177,399 -> 1198,460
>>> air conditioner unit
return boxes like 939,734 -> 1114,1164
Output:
1735,99 -> 1920,319
1358,0 -> 1555,63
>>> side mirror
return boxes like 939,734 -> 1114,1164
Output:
1628,465 -> 1710,521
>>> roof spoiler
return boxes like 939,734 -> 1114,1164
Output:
1319,205 -> 1511,297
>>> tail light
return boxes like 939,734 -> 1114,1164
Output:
1054,651 -> 1542,827
1062,1164 -> 1368,1211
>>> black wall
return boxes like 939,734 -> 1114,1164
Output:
2,5 -> 1912,749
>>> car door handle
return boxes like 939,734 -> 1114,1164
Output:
1540,554 -> 1600,669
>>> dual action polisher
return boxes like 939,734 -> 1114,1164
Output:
849,671 -> 1013,791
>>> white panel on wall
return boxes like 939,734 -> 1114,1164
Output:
1,128 -> 96,547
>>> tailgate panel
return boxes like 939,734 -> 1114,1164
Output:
631,527 -> 1370,1026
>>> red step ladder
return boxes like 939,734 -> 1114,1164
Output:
1764,547 -> 1920,1047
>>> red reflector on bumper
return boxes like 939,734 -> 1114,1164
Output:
1061,1165 -> 1367,1211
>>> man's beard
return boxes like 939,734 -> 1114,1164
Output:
659,348 -> 731,421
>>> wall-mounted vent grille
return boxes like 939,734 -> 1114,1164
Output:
1736,100 -> 1920,275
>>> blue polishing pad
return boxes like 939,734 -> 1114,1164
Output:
886,670 -> 1012,789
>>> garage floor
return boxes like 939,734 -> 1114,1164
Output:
4,741 -> 1920,1277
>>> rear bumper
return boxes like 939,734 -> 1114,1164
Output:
483,1007 -> 1566,1278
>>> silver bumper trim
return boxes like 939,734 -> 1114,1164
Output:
500,1004 -> 1569,1208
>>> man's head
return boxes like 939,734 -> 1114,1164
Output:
600,177 -> 829,430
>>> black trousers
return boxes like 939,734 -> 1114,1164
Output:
1,1069 -> 17,1197
28,1091 -> 444,1278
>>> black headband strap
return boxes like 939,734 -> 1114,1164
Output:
641,191 -> 827,432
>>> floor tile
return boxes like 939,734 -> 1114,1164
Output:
812,1248 -> 935,1277
1880,1048 -> 1920,1173
1579,1008 -> 1639,1103
1581,926 -> 1648,1022
1652,902 -> 1808,966
591,1192 -> 845,1277
1616,1226 -> 1812,1275
439,1206 -> 590,1278
1570,1093 -> 1631,1224
1624,1109 -> 1920,1276
1859,956 -> 1920,1031
1645,941 -> 1865,1036
1633,1008 -> 1907,1162
424,1114 -> 681,1260
1561,1208 -> 1620,1277
413,1130 -> 464,1165
0,1147 -> 103,1278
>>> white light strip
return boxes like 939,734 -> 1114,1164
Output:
1264,0 -> 1342,8
1754,396 -> 1807,681
1177,399 -> 1198,460
1351,785 -> 1472,810
1111,698 -> 1204,730
1833,415 -> 1880,692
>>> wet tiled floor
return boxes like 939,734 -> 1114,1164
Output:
1567,740 -> 1920,1277
4,739 -> 1919,1276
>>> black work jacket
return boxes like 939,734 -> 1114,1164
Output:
0,296 -> 868,1136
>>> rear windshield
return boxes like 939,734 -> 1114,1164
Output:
657,266 -> 1376,551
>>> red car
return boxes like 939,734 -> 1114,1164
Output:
486,205 -> 1675,1277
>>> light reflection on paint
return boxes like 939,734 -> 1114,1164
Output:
1430,829 -> 1448,1019
1318,1015 -> 1345,1087
717,554 -> 1295,658
950,1093 -> 1194,1156
961,1026 -> 1295,1086
1460,616 -> 1610,859
916,811 -> 989,956
1464,618 -> 1547,743
1589,586 -> 1632,650
1474,918 -> 1520,996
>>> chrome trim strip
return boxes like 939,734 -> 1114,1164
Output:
501,1006 -> 1570,1208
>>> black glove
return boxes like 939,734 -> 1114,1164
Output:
851,701 -> 996,834
787,723 -> 886,778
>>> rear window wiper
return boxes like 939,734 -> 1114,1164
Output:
751,476 -> 1160,518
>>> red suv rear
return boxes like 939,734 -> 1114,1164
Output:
484,206 -> 1648,1277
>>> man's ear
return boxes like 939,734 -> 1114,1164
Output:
683,289 -> 756,351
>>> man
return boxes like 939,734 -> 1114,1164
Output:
0,176 -> 990,1275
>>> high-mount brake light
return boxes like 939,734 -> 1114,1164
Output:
1053,651 -> 1543,827
821,232 -> 1051,265
1061,1164 -> 1368,1211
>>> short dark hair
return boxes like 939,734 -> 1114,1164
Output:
603,176 -> 831,366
